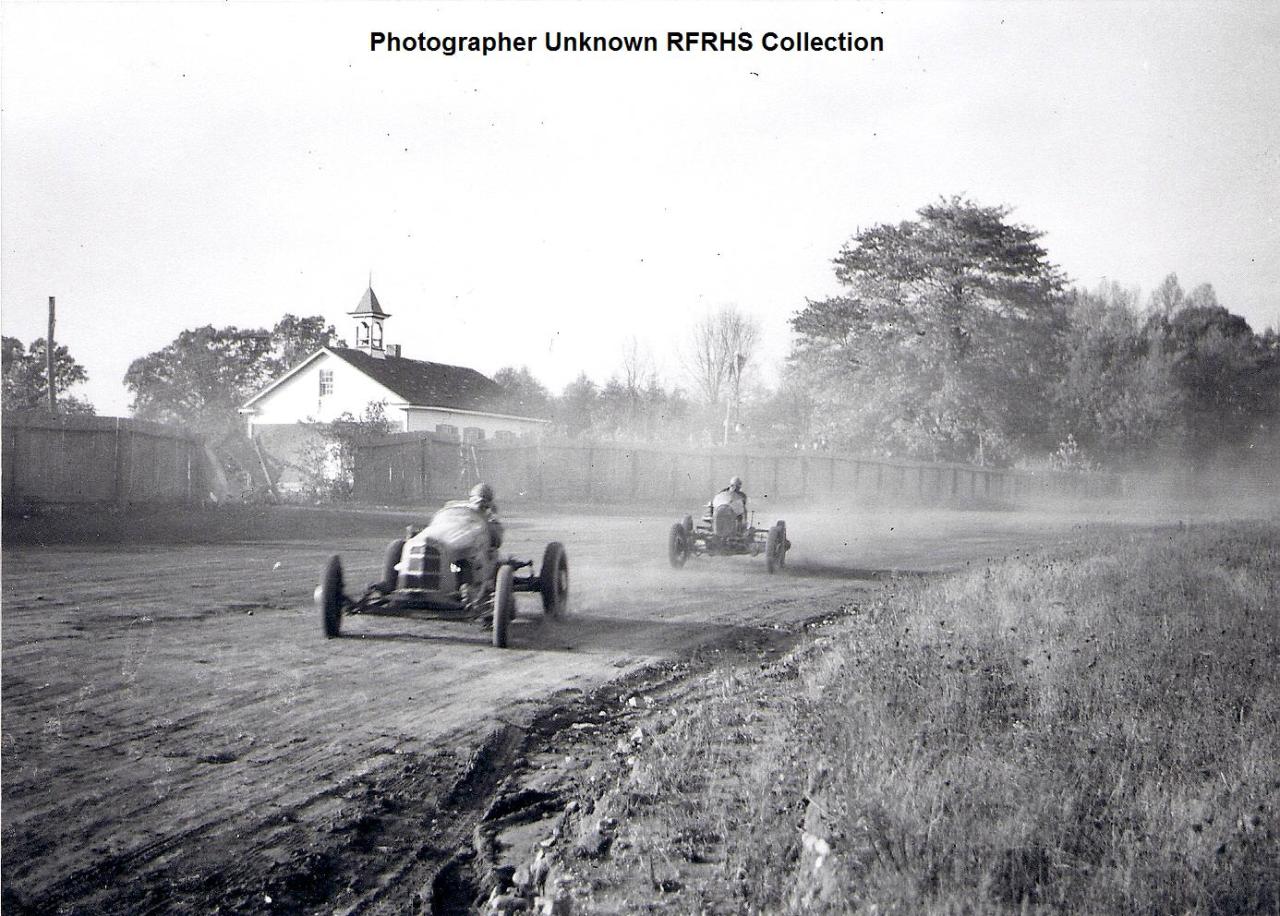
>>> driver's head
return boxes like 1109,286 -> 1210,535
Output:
469,482 -> 495,508
728,476 -> 743,492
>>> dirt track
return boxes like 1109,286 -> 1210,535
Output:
2,504 -> 1122,914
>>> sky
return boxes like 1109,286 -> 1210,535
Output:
2,1 -> 1278,416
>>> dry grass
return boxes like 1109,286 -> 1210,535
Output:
569,523 -> 1280,913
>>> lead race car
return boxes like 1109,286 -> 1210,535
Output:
316,501 -> 568,648
667,488 -> 791,573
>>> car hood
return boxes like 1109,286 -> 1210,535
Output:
414,504 -> 489,554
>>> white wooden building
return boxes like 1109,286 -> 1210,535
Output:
239,286 -> 547,443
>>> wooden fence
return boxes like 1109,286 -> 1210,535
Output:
2,413 -> 208,508
353,435 -> 1122,507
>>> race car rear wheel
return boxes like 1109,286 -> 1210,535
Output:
382,538 -> 405,592
493,565 -> 515,648
319,556 -> 345,638
668,522 -> 690,568
765,526 -> 782,574
540,541 -> 569,617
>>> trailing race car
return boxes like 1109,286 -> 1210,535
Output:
667,494 -> 791,573
316,502 -> 569,648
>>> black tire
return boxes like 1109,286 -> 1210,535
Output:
682,515 -> 694,535
540,542 -> 569,617
668,522 -> 689,569
319,555 -> 345,638
765,526 -> 781,574
493,565 -> 515,648
776,521 -> 788,568
382,538 -> 405,592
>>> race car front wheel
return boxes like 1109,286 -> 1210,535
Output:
382,538 -> 405,592
493,565 -> 515,648
319,556 -> 345,638
668,523 -> 690,569
540,542 -> 569,618
765,526 -> 783,574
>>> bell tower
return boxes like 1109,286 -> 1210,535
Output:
348,285 -> 390,358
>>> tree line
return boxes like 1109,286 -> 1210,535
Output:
6,195 -> 1276,473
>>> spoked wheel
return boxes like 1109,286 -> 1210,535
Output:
318,555 -> 345,638
382,538 -> 405,592
493,565 -> 515,648
765,526 -> 782,574
540,541 -> 569,618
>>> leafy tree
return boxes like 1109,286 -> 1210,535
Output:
266,314 -> 339,376
492,366 -> 552,418
1147,273 -> 1222,319
555,373 -> 598,438
2,336 -> 95,414
1051,283 -> 1182,465
790,197 -> 1067,464
745,372 -> 818,450
1144,304 -> 1278,464
123,315 -> 336,442
297,400 -> 394,500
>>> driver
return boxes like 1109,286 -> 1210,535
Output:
710,476 -> 748,531
468,482 -> 504,551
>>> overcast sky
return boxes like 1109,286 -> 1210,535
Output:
3,1 -> 1277,416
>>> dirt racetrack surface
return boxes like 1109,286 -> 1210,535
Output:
2,503 -> 1145,914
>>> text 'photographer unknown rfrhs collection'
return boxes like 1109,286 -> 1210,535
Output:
369,30 -> 886,57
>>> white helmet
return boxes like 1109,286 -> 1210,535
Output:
728,476 -> 743,491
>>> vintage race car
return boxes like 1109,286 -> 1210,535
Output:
316,502 -> 569,648
667,493 -> 791,573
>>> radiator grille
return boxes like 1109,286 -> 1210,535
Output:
406,544 -> 442,590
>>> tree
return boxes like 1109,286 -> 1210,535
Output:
1143,303 -> 1278,464
492,366 -> 552,418
1051,282 -> 1181,465
619,336 -> 656,427
123,314 -> 335,443
2,336 -> 95,414
555,373 -> 598,438
1148,273 -> 1186,318
790,197 -> 1067,464
683,305 -> 761,443
745,371 -> 818,450
266,314 -> 339,376
297,400 -> 395,500
684,306 -> 761,406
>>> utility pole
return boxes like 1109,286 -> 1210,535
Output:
47,296 -> 57,414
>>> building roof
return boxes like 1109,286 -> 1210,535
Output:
326,347 -> 507,413
348,286 -> 389,318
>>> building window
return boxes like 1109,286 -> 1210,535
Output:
463,427 -> 485,444
494,430 -> 516,443
435,424 -> 458,439
319,369 -> 334,396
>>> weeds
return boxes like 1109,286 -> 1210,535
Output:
571,524 -> 1279,913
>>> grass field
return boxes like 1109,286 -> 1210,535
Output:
564,522 -> 1279,913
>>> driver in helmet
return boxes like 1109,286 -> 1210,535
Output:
710,476 -> 748,532
468,482 -> 504,551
